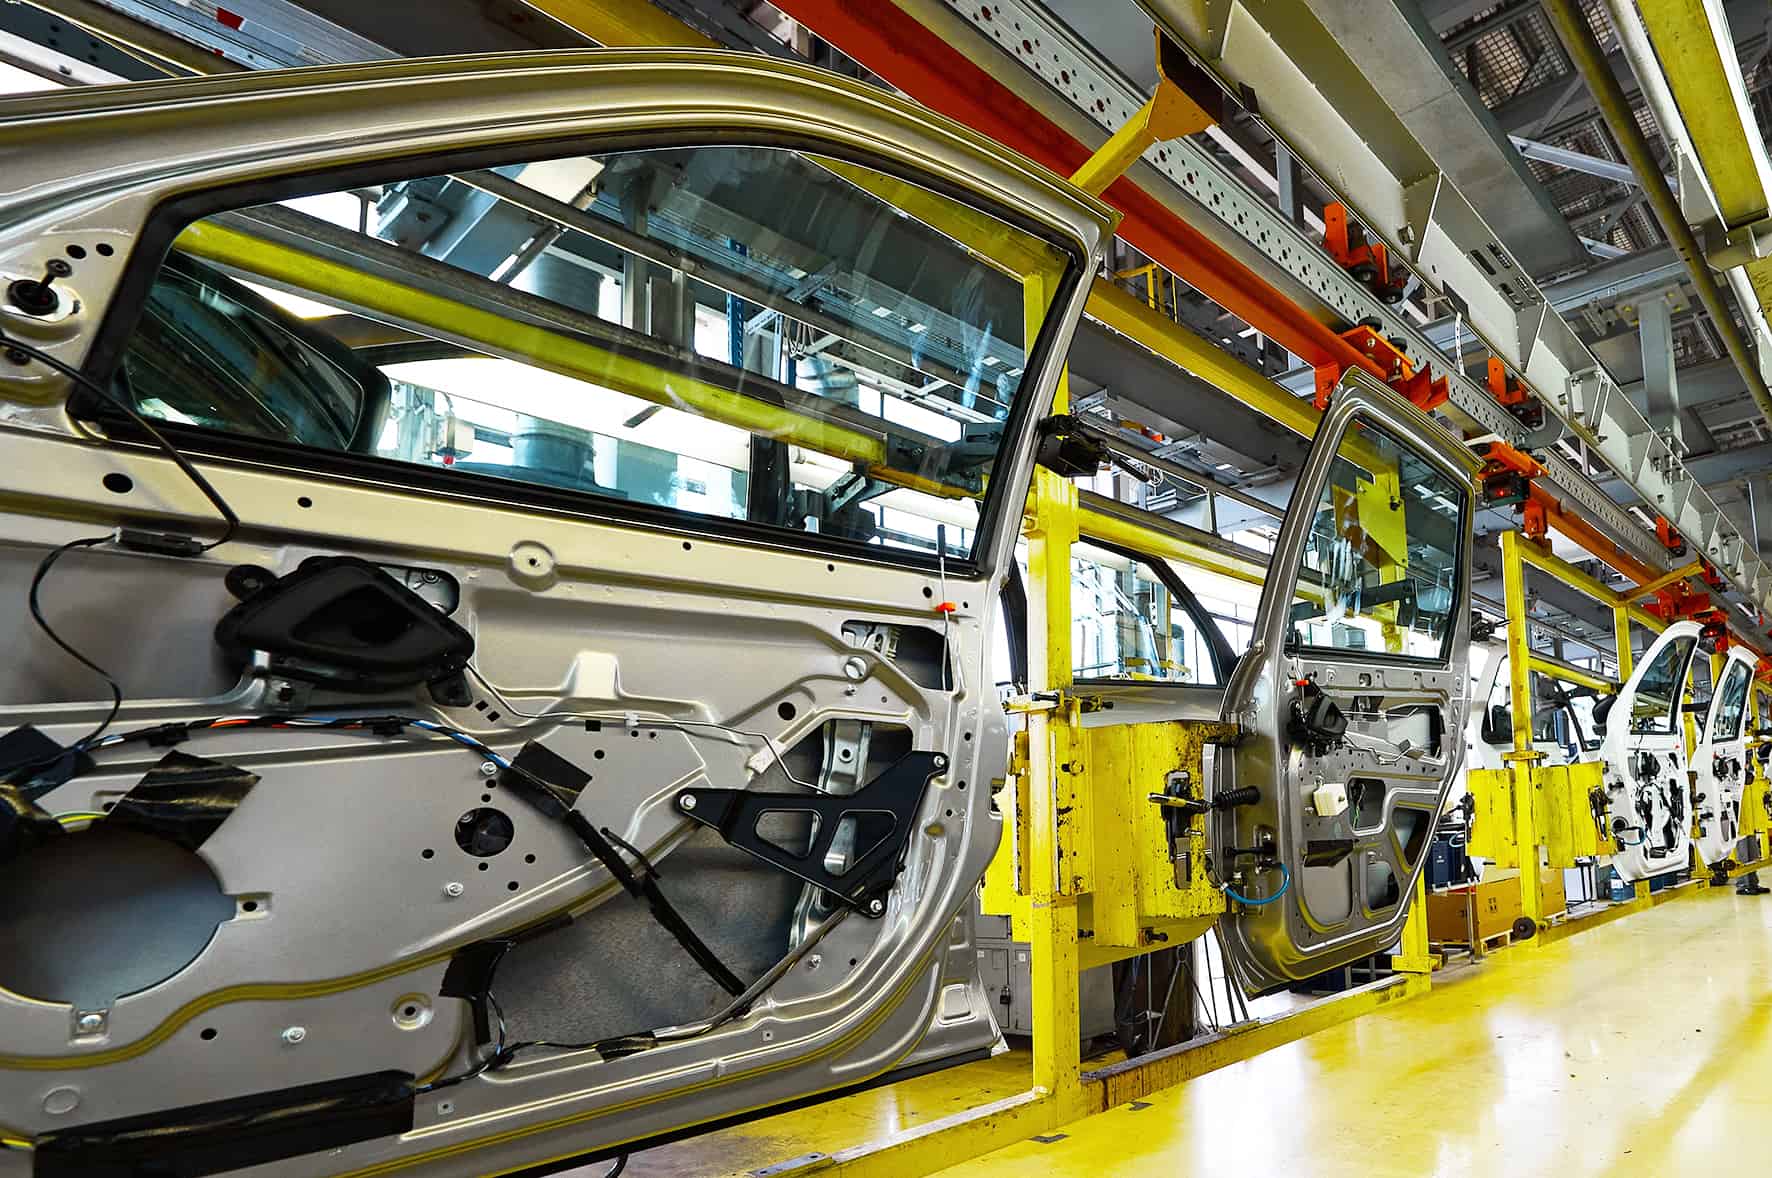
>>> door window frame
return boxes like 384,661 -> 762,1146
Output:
70,126 -> 1089,581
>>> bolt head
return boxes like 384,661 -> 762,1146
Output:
443,882 -> 464,898
75,1013 -> 103,1034
282,1026 -> 306,1045
478,760 -> 499,778
45,259 -> 72,278
842,655 -> 868,681
867,899 -> 885,914
679,794 -> 697,811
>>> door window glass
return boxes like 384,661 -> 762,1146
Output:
1289,420 -> 1464,660
1066,542 -> 1219,685
1630,636 -> 1695,735
1714,661 -> 1751,742
108,144 -> 1072,563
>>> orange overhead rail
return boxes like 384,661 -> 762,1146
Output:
770,0 -> 1385,393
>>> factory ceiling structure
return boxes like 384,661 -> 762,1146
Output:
8,1 -> 1771,670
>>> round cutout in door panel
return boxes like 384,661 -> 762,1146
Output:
454,807 -> 514,857
0,826 -> 233,1009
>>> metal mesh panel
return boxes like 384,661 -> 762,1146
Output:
1463,9 -> 1570,108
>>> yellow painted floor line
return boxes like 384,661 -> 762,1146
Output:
932,888 -> 1772,1177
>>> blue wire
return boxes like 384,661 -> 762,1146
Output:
1614,828 -> 1645,847
1224,862 -> 1291,907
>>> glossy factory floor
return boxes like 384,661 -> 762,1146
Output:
613,886 -> 1772,1177
939,888 -> 1772,1178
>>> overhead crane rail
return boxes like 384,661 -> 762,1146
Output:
766,0 -> 1771,643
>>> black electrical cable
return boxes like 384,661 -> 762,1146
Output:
29,534 -> 125,749
0,331 -> 239,547
3,329 -> 241,759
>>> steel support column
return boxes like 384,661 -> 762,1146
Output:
1501,530 -> 1547,929
1639,291 -> 1683,451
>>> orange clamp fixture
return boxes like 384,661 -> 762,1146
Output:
1647,582 -> 1710,623
1322,203 -> 1407,305
1485,357 -> 1545,429
1656,517 -> 1687,557
1319,323 -> 1448,414
1473,439 -> 1542,509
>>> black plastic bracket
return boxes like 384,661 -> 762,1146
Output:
674,750 -> 947,916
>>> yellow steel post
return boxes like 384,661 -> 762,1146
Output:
1394,872 -> 1438,973
1615,605 -> 1634,684
1020,270 -> 1083,1115
1501,530 -> 1546,929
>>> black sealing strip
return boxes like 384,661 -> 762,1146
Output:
105,750 -> 259,852
32,1070 -> 415,1178
498,741 -> 745,997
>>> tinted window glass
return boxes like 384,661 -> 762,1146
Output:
1630,636 -> 1694,736
122,252 -> 369,450
1715,661 -> 1751,742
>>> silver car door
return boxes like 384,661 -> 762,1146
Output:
1213,370 -> 1479,994
0,53 -> 1109,1176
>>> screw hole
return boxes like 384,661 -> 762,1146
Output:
95,243 -> 114,257
403,1006 -> 418,1018
525,853 -> 536,863
102,472 -> 132,494
593,749 -> 605,760
296,496 -> 312,508
682,541 -> 692,551
922,586 -> 934,598
963,731 -> 973,742
777,701 -> 797,721
65,244 -> 86,260
507,881 -> 520,891
478,862 -> 490,872
481,794 -> 491,803
241,900 -> 258,913
421,848 -> 434,859
958,780 -> 967,790
827,563 -> 835,572
199,1028 -> 217,1041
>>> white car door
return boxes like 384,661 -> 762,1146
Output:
1596,622 -> 1702,882
1694,646 -> 1757,871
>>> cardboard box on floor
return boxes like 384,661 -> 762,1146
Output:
1426,867 -> 1523,943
